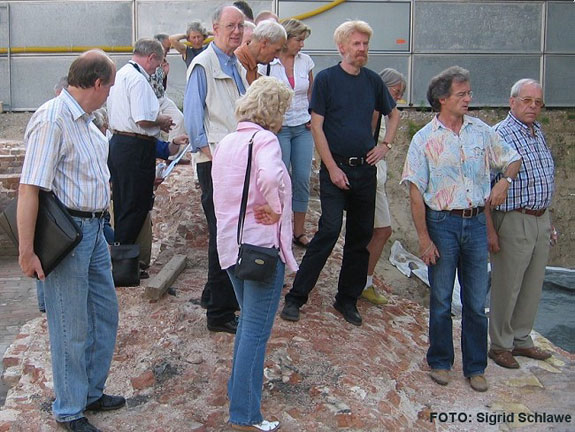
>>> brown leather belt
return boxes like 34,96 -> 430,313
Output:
449,207 -> 484,218
112,130 -> 156,142
514,208 -> 546,217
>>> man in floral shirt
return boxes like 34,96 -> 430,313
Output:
401,66 -> 521,392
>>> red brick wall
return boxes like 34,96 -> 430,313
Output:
0,142 -> 24,256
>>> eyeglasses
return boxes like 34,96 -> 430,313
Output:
517,97 -> 545,108
452,90 -> 473,99
223,23 -> 244,31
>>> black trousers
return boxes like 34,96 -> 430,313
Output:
285,162 -> 376,307
196,161 -> 239,324
108,134 -> 155,244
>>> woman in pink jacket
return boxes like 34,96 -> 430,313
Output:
212,77 -> 296,432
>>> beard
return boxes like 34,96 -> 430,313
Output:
344,52 -> 368,68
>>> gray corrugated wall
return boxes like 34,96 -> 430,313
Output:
1,0 -> 573,110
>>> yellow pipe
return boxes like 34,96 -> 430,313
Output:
281,0 -> 346,22
0,0 -> 346,55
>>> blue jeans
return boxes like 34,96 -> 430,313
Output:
226,260 -> 285,426
426,209 -> 488,377
43,216 -> 118,422
277,124 -> 313,213
36,280 -> 46,312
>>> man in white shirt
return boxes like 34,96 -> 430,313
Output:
107,38 -> 173,246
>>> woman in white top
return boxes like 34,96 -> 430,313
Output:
259,19 -> 314,248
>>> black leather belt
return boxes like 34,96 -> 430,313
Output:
448,207 -> 484,218
514,208 -> 546,217
112,130 -> 156,142
332,154 -> 367,167
67,208 -> 106,219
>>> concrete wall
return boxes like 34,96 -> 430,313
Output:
0,0 -> 574,110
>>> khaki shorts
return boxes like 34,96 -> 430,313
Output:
374,159 -> 391,228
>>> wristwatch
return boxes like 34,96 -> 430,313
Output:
504,176 -> 513,184
382,141 -> 392,150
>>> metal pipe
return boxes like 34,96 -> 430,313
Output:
7,2 -> 12,111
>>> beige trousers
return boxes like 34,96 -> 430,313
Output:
489,210 -> 551,351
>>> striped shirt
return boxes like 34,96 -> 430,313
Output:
20,89 -> 110,211
493,113 -> 555,211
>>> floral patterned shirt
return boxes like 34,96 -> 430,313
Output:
401,115 -> 520,211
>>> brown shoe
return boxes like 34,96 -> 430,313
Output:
468,375 -> 488,392
512,346 -> 552,360
488,349 -> 520,369
429,369 -> 449,386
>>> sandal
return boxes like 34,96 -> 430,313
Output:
293,234 -> 309,248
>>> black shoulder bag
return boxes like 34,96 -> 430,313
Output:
234,131 -> 280,281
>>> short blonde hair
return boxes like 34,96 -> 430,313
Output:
236,77 -> 293,131
333,20 -> 372,46
282,19 -> 311,40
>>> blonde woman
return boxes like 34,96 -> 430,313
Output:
212,77 -> 296,432
259,19 -> 314,248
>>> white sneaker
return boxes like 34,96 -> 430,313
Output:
230,419 -> 281,431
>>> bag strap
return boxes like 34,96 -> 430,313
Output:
237,131 -> 260,245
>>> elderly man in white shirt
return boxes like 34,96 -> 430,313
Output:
107,38 -> 173,247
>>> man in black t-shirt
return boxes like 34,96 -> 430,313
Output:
281,20 -> 399,326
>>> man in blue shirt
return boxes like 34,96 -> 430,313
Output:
281,20 -> 399,327
183,5 -> 248,334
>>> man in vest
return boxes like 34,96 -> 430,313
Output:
183,5 -> 248,334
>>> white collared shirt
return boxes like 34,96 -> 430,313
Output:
20,89 -> 111,211
107,61 -> 160,136
259,53 -> 314,127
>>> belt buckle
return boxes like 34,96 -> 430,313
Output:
462,208 -> 474,218
348,157 -> 361,167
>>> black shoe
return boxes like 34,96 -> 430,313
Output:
207,316 -> 238,334
85,394 -> 126,412
139,270 -> 150,279
333,301 -> 362,326
280,302 -> 300,321
59,417 -> 101,432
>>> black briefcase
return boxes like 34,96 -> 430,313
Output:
110,244 -> 140,287
0,190 -> 83,277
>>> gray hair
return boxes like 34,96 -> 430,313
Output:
427,65 -> 470,112
92,108 -> 109,131
134,38 -> 164,59
187,20 -> 208,39
510,78 -> 542,97
379,68 -> 406,89
213,5 -> 243,24
252,20 -> 287,44
154,33 -> 169,43
54,76 -> 68,95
